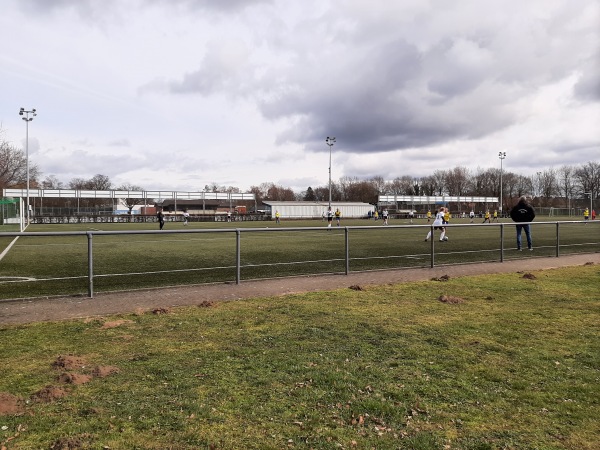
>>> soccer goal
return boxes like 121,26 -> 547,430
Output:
0,198 -> 23,231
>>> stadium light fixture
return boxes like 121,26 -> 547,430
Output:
19,107 -> 37,225
498,151 -> 506,213
326,137 -> 336,209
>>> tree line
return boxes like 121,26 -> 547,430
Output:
1,135 -> 598,211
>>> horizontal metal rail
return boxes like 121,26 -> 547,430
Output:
0,221 -> 597,299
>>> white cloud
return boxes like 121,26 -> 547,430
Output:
0,0 -> 597,194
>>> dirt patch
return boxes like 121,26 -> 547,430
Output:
522,273 -> 537,280
438,294 -> 464,304
92,366 -> 120,378
348,285 -> 364,291
0,392 -> 25,415
49,433 -> 94,449
152,307 -> 170,314
198,300 -> 214,307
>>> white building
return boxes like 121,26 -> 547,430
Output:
262,201 -> 374,219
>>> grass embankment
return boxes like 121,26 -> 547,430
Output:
1,264 -> 599,449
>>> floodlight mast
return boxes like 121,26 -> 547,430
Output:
326,137 -> 336,209
584,192 -> 593,218
19,108 -> 37,225
498,151 -> 506,214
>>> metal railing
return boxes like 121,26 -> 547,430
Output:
0,220 -> 598,299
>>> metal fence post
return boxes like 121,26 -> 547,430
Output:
556,222 -> 560,257
236,229 -> 241,284
500,223 -> 504,262
87,232 -> 94,298
345,227 -> 350,275
430,224 -> 435,268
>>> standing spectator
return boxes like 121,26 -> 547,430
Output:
424,206 -> 447,242
510,196 -> 536,251
335,208 -> 341,226
183,209 -> 190,226
157,210 -> 165,230
593,210 -> 597,220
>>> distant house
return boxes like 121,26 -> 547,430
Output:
261,201 -> 374,219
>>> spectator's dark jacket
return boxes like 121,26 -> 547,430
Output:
510,200 -> 536,223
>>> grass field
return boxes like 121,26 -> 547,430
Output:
0,264 -> 599,449
0,216 -> 598,300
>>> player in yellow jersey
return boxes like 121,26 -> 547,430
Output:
443,208 -> 451,224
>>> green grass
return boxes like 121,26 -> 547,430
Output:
0,217 -> 598,300
0,265 -> 599,449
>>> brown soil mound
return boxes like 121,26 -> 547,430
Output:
438,294 -> 464,304
0,392 -> 25,415
57,372 -> 93,385
431,275 -> 450,282
53,355 -> 88,371
31,385 -> 68,403
522,273 -> 537,279
92,366 -> 120,378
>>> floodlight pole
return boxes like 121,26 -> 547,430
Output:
584,192 -> 592,217
19,107 -> 37,225
498,151 -> 506,214
326,137 -> 336,209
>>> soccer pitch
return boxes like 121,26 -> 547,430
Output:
0,217 -> 598,300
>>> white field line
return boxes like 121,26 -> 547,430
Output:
0,236 -> 20,262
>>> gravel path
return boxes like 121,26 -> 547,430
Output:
1,253 -> 598,325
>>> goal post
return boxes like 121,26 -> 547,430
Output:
0,198 -> 23,231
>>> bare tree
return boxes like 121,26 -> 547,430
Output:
538,169 -> 558,207
0,139 -> 41,191
574,161 -> 600,201
117,183 -> 147,215
41,175 -> 64,189
387,176 -> 414,195
557,165 -> 576,210
445,166 -> 470,196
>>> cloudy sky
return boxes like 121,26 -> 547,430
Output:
1,0 -> 598,193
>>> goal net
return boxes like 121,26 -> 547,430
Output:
0,198 -> 23,231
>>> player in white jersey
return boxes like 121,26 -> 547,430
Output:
424,207 -> 447,242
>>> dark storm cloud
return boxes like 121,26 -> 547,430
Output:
258,35 -> 516,154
